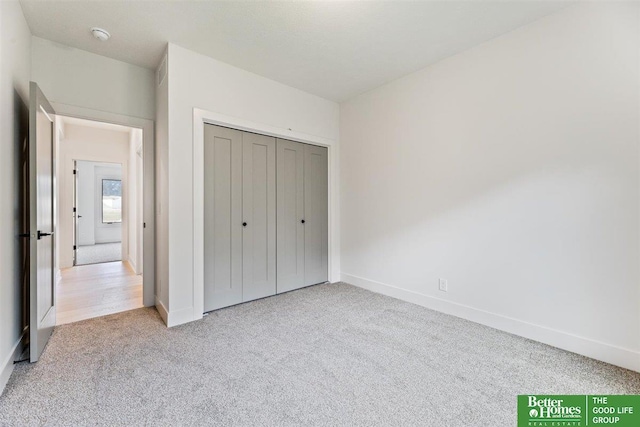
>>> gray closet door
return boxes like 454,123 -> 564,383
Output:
204,124 -> 243,312
276,139 -> 305,293
304,144 -> 329,286
242,132 -> 276,302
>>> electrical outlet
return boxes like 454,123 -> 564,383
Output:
439,278 -> 448,292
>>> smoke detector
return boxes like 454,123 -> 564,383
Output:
90,27 -> 110,41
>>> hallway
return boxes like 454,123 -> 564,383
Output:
75,243 -> 122,266
56,261 -> 142,325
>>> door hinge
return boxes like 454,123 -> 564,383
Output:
73,169 -> 76,175
73,207 -> 76,213
73,245 -> 76,250
143,222 -> 146,228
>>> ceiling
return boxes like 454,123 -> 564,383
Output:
20,1 -> 571,102
60,115 -> 132,134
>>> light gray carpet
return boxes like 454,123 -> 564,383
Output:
75,243 -> 121,265
1,283 -> 639,426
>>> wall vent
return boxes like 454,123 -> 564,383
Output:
157,55 -> 167,86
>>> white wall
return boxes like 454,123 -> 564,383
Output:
31,37 -> 155,120
161,44 -> 339,325
340,3 -> 640,371
57,123 -> 130,268
0,0 -> 31,393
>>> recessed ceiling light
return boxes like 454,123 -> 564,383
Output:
90,27 -> 110,41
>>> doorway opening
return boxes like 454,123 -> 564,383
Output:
55,116 -> 144,325
73,160 -> 124,266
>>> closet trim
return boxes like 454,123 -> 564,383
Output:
192,108 -> 338,320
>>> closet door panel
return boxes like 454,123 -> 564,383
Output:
204,124 -> 243,312
242,132 -> 276,302
276,139 -> 305,293
304,144 -> 328,286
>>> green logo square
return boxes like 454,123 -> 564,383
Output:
518,395 -> 640,427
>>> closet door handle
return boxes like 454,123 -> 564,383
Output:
301,219 -> 305,224
243,222 -> 247,227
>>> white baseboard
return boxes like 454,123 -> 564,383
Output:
1,331 -> 26,396
128,257 -> 137,274
167,306 -> 196,328
341,272 -> 640,373
154,298 -> 194,327
155,296 -> 168,325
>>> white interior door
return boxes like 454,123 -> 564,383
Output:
29,82 -> 56,362
72,161 -> 78,265
75,161 -> 95,246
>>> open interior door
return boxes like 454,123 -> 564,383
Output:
29,82 -> 56,362
72,160 -> 78,266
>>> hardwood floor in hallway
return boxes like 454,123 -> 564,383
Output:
56,261 -> 143,325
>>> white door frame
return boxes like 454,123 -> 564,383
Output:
52,102 -> 155,307
193,108 -> 340,320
